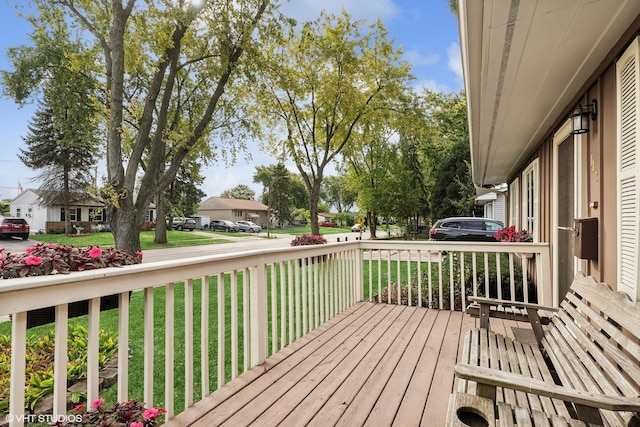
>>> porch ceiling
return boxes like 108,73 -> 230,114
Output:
459,0 -> 640,186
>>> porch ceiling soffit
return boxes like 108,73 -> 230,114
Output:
459,0 -> 640,186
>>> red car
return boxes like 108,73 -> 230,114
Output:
320,221 -> 338,227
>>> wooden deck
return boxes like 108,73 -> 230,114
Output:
166,302 -> 532,427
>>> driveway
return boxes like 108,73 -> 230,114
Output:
0,237 -> 37,253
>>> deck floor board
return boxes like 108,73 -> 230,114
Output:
166,302 -> 528,427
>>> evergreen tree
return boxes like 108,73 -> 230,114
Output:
19,87 -> 100,234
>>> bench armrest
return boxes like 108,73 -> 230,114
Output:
468,296 -> 558,313
455,364 -> 640,412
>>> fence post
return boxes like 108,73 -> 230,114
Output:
250,257 -> 268,366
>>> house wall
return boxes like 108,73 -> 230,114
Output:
506,28 -> 640,291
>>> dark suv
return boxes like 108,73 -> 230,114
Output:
429,217 -> 503,242
0,217 -> 30,240
210,219 -> 239,232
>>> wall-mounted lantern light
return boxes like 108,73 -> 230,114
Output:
571,99 -> 597,134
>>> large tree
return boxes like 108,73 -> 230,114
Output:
220,184 -> 256,200
253,10 -> 412,236
3,0 -> 277,254
253,163 -> 294,227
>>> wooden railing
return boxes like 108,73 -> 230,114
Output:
0,240 -> 551,426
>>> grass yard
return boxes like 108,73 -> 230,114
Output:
31,230 -> 234,250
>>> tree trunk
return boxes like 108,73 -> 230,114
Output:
369,211 -> 377,238
108,191 -> 143,255
154,188 -> 168,244
308,179 -> 322,236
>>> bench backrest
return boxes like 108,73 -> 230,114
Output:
542,275 -> 640,426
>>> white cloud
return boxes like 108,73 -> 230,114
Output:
413,79 -> 453,95
447,42 -> 463,80
404,50 -> 439,66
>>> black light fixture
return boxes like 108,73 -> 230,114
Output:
570,99 -> 597,134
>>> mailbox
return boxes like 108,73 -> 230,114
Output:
574,217 -> 598,260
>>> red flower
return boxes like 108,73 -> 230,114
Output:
24,255 -> 43,266
92,398 -> 105,408
88,247 -> 103,258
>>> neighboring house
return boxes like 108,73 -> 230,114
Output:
10,188 -> 157,233
198,197 -> 268,227
458,0 -> 640,303
10,189 -> 107,233
475,185 -> 506,225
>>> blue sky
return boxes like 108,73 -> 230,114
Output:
0,0 -> 462,200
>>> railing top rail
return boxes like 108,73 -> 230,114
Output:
0,239 -> 549,315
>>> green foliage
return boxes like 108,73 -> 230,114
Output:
254,163 -> 295,226
3,0 -> 278,254
0,243 -> 141,279
0,324 -> 118,413
331,212 -> 354,226
254,10 -> 412,235
219,184 -> 256,200
321,176 -> 357,213
0,200 -> 9,216
427,253 -> 535,310
290,233 -> 327,246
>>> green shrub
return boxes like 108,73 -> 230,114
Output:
0,324 -> 118,413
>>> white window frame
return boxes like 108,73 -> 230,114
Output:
616,36 -> 640,301
522,159 -> 539,242
509,178 -> 520,229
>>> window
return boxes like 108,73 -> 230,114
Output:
61,208 -> 82,221
509,178 -> 520,228
16,208 -> 21,217
89,208 -> 104,222
485,221 -> 502,232
522,159 -> 539,241
617,37 -> 640,301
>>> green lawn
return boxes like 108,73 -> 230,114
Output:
31,230 -> 235,250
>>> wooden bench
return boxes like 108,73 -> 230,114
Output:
448,274 -> 640,426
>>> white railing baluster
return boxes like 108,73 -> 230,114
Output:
449,253 -> 454,310
87,297 -> 100,404
230,271 -> 238,380
165,283 -> 175,421
53,304 -> 68,418
117,292 -> 129,404
143,288 -> 154,405
9,312 -> 26,427
280,262 -> 287,349
201,276 -> 210,394
217,273 -> 225,388
185,279 -> 194,407
270,264 -> 278,353
288,260 -> 294,344
460,253 -> 466,312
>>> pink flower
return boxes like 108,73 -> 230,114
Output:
91,398 -> 105,408
136,250 -> 143,258
142,408 -> 160,419
89,247 -> 103,258
24,255 -> 43,266
130,423 -> 143,427
71,403 -> 86,412
25,246 -> 37,253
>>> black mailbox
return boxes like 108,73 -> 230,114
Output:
574,218 -> 598,260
